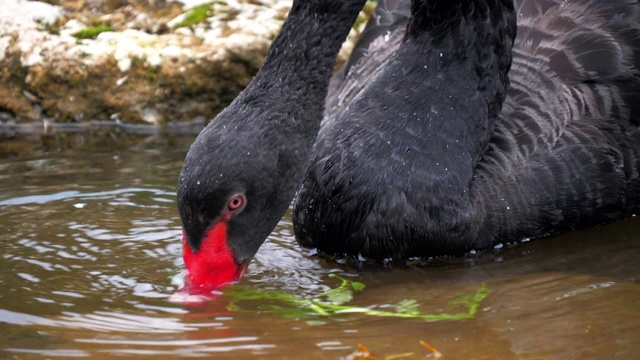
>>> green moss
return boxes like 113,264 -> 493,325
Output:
130,56 -> 144,68
146,66 -> 158,81
72,25 -> 113,39
35,18 -> 61,35
173,2 -> 213,29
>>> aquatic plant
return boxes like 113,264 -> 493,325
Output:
225,274 -> 489,322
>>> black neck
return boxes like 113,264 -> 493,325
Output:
403,0 -> 516,225
238,0 -> 367,143
408,0 -> 516,118
178,0 -> 367,258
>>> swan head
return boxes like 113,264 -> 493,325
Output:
177,179 -> 252,293
176,103 -> 307,293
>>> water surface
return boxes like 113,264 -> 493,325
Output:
1,132 -> 639,359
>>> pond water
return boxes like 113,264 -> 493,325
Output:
1,131 -> 639,359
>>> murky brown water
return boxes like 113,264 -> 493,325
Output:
1,132 -> 639,359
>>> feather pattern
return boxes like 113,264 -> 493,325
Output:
293,0 -> 640,259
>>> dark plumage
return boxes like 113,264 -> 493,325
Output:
294,0 -> 640,260
178,0 -> 640,291
177,0 -> 367,290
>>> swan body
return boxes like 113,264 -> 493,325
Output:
293,0 -> 640,260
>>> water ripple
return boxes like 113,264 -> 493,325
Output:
2,138 -> 640,358
0,308 -> 213,333
6,348 -> 89,357
0,187 -> 175,207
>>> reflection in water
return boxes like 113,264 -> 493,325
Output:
0,134 -> 639,359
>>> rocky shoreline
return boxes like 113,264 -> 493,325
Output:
0,0 -> 372,134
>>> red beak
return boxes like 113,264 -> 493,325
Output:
180,223 -> 248,295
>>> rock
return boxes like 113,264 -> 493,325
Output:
0,0 -> 372,130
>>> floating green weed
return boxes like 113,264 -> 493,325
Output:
224,274 -> 489,322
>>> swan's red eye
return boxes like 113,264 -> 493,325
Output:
227,194 -> 245,212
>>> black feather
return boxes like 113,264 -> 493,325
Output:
294,0 -> 640,260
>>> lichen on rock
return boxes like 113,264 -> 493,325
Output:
0,0 -> 372,130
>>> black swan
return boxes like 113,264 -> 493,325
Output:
178,0 -> 640,291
